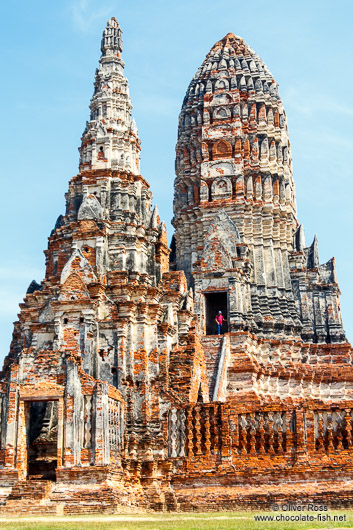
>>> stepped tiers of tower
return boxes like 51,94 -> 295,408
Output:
173,32 -> 345,344
79,18 -> 140,175
0,19 -> 352,514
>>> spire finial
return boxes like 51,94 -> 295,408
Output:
101,17 -> 123,56
78,18 -> 140,175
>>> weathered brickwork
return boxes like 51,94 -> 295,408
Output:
173,33 -> 345,344
0,18 -> 352,514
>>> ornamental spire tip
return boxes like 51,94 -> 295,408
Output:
101,17 -> 123,56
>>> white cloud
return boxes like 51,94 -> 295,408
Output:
69,0 -> 115,32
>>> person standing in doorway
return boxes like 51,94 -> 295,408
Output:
215,311 -> 226,335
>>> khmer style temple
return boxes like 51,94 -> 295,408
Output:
0,18 -> 352,513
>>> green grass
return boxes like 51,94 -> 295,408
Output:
0,510 -> 353,530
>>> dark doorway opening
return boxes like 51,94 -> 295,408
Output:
204,291 -> 228,335
27,401 -> 58,481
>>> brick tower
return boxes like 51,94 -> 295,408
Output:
173,32 -> 346,345
166,33 -> 353,508
0,18 -> 208,510
0,21 -> 353,514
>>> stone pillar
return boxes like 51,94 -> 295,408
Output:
4,371 -> 19,469
221,405 -> 231,461
295,408 -> 308,462
16,400 -> 29,480
228,408 -> 238,456
228,276 -> 245,329
93,382 -> 110,465
169,408 -> 178,458
305,409 -> 315,455
65,361 -> 83,467
57,398 -> 64,468
186,408 -> 194,458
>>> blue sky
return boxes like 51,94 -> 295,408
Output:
0,0 -> 352,361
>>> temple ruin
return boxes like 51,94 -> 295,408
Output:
0,18 -> 352,514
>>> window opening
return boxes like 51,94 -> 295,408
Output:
27,401 -> 58,481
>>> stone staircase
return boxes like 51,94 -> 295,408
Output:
201,335 -> 223,399
7,479 -> 52,502
0,480 -> 56,515
0,479 -> 141,515
50,484 -> 135,514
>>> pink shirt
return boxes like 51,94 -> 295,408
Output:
216,314 -> 224,324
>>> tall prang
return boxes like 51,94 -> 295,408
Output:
173,33 -> 346,344
0,18 -> 208,502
